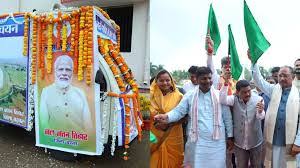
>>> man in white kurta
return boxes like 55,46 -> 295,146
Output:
154,66 -> 233,168
39,55 -> 92,133
183,66 -> 199,93
252,62 -> 300,168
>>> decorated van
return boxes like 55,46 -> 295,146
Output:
0,6 -> 142,160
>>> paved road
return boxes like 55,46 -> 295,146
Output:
0,124 -> 149,168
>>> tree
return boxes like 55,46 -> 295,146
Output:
171,70 -> 189,85
150,62 -> 164,78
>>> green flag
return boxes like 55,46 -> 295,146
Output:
228,25 -> 242,80
150,131 -> 157,143
206,4 -> 221,54
244,0 -> 270,64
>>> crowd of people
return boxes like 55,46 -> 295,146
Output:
150,36 -> 300,168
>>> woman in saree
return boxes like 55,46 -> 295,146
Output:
150,69 -> 184,168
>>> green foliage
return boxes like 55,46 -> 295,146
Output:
150,62 -> 164,78
171,70 -> 189,85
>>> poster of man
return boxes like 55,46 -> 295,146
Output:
36,53 -> 99,154
39,55 -> 93,133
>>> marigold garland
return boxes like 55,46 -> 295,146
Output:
46,13 -> 54,74
73,10 -> 80,74
40,16 -> 47,79
86,7 -> 93,85
61,22 -> 67,52
107,91 -> 142,160
70,12 -> 76,57
99,35 -> 142,161
56,11 -> 62,49
31,16 -> 38,84
78,7 -> 86,81
116,25 -> 121,52
23,13 -> 29,56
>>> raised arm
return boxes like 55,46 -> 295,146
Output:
251,64 -> 274,98
206,35 -> 219,89
220,85 -> 235,106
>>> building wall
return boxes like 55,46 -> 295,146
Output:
121,1 -> 149,86
0,0 -> 149,87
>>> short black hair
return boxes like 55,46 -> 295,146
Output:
188,66 -> 199,74
294,58 -> 300,65
221,56 -> 230,67
196,66 -> 212,78
271,67 -> 280,74
236,80 -> 250,91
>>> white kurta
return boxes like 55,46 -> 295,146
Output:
182,81 -> 198,93
167,89 -> 233,168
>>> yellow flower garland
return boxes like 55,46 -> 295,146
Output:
61,22 -> 67,52
31,16 -> 38,84
46,13 -> 54,74
23,13 -> 29,56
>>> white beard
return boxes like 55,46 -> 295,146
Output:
55,80 -> 71,89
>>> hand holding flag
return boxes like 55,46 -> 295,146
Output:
206,34 -> 214,56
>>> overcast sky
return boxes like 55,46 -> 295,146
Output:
150,0 -> 300,72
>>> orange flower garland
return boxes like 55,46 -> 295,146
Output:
107,91 -> 142,160
98,37 -> 126,92
86,7 -> 93,85
23,13 -> 29,56
116,25 -> 121,53
78,7 -> 86,81
132,95 -> 142,141
56,11 -> 62,49
73,10 -> 80,74
99,35 -> 142,161
122,95 -> 131,160
40,16 -> 47,79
